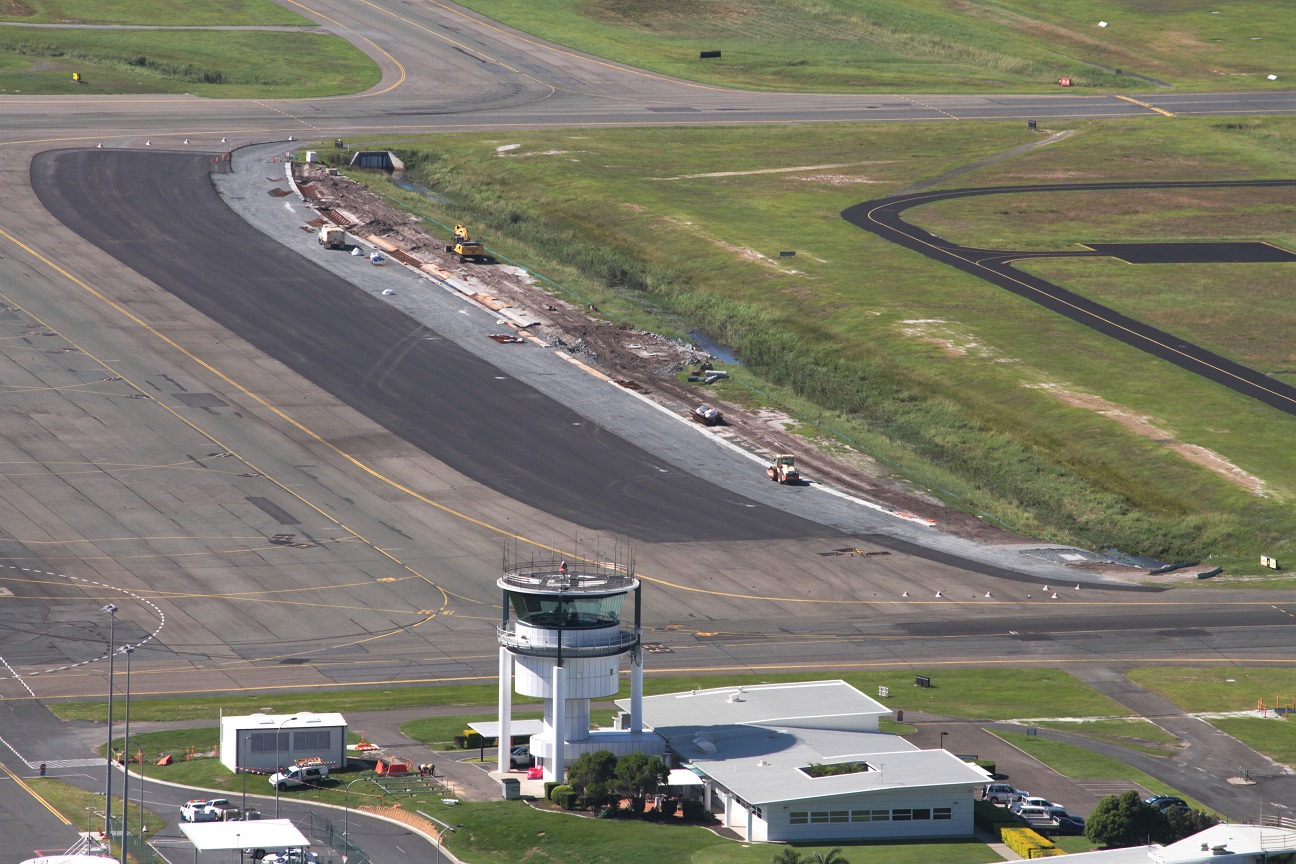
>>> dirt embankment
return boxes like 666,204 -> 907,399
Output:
291,162 -> 1022,544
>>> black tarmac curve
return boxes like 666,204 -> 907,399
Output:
33,149 -> 840,544
843,180 -> 1296,416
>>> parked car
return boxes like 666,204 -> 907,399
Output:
180,799 -> 240,822
1145,795 -> 1188,811
269,763 -> 329,790
1041,814 -> 1087,836
510,744 -> 533,769
984,783 -> 1029,805
1013,797 -> 1068,817
261,851 -> 318,864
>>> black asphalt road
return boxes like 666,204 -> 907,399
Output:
842,180 -> 1296,416
31,148 -> 836,545
1082,241 -> 1296,263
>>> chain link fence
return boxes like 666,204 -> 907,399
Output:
308,809 -> 370,864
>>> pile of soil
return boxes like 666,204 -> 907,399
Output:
291,162 -> 1017,544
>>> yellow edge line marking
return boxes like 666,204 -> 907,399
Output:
0,763 -> 73,825
1115,94 -> 1176,117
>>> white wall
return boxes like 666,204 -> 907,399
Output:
754,787 -> 975,842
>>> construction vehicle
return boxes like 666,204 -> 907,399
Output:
317,224 -> 347,249
765,454 -> 799,484
445,224 -> 486,263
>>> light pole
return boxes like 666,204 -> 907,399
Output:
120,644 -> 133,864
86,791 -> 105,844
939,731 -> 948,750
136,744 -> 146,838
342,776 -> 378,848
273,714 -> 299,818
101,603 -> 117,837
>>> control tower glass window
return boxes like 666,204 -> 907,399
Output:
510,592 -> 626,628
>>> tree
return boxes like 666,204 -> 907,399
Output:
612,751 -> 670,809
1085,791 -> 1169,848
771,849 -> 805,864
810,850 -> 849,864
1165,808 -> 1220,843
566,750 -> 618,808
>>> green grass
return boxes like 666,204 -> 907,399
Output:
0,28 -> 378,97
1208,717 -> 1296,769
1029,718 -> 1180,756
992,732 -> 1207,811
27,778 -> 167,851
1126,667 -> 1296,713
1,0 -> 312,25
426,799 -> 993,864
49,681 -> 539,722
451,0 -> 1295,93
55,668 -> 1124,724
319,116 -> 1296,566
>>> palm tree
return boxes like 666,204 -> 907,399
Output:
811,849 -> 850,864
771,848 -> 805,864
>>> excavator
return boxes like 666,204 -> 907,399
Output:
446,224 -> 486,263
765,454 -> 799,484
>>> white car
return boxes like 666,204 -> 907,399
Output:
180,799 -> 239,822
269,763 -> 329,790
984,784 -> 1029,805
261,851 -> 318,864
1013,797 -> 1067,817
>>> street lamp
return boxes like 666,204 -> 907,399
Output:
120,644 -> 133,864
939,731 -> 948,750
273,714 -> 300,818
86,791 -> 105,845
342,776 -> 380,849
101,604 -> 118,837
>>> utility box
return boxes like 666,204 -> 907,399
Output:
500,777 -> 520,800
305,151 -> 319,163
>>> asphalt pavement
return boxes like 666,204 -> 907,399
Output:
842,181 -> 1296,416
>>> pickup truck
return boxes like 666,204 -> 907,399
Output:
180,799 -> 240,822
269,763 -> 330,790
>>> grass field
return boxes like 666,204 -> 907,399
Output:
52,668 -> 1126,723
452,0 -> 1295,92
1126,667 -> 1296,713
323,115 -> 1296,567
992,732 -> 1206,810
26,778 -> 166,851
0,0 -> 311,25
1027,718 -> 1180,756
0,28 -> 379,97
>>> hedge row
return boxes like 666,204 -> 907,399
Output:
1000,826 -> 1063,858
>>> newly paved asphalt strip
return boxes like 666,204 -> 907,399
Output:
32,147 -> 836,546
842,180 -> 1296,416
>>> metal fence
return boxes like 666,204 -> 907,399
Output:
308,809 -> 371,864
108,814 -> 160,864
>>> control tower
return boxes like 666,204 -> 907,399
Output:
496,555 -> 660,782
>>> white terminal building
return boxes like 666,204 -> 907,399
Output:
617,680 -> 991,842
495,556 -> 662,781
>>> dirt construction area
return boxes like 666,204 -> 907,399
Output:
291,161 -> 1027,546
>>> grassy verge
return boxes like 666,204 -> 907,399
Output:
27,778 -> 167,852
1126,667 -> 1296,713
991,732 -> 1208,811
450,0 -> 1294,93
1207,718 -> 1296,769
53,668 -> 1128,724
1028,719 -> 1180,756
0,29 -> 378,97
1,0 -> 312,25
321,117 -> 1296,566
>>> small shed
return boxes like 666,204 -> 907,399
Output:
219,712 -> 347,774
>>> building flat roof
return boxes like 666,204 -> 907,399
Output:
220,712 -> 347,730
618,681 -> 988,806
1155,824 -> 1296,863
179,819 -> 310,851
468,720 -> 545,738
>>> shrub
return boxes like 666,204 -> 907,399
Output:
1000,827 -> 1063,858
658,798 -> 679,818
680,799 -> 708,822
595,804 -> 621,819
550,785 -> 576,810
544,781 -> 561,801
974,800 -> 1022,832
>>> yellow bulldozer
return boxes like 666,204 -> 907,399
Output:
446,224 -> 486,263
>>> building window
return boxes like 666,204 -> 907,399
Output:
850,810 -> 872,822
809,811 -> 831,824
790,812 -> 808,824
870,810 -> 889,821
295,730 -> 331,752
830,811 -> 849,823
892,809 -> 912,821
913,809 -> 931,821
934,808 -> 952,820
248,731 -> 288,754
